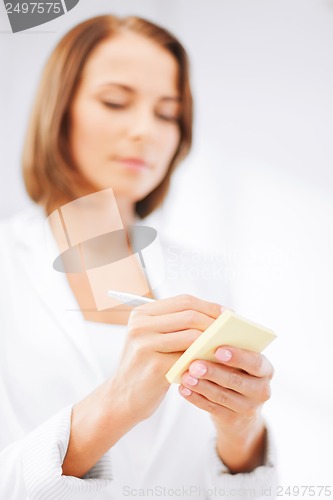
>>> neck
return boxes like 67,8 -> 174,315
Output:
115,197 -> 137,228
46,193 -> 137,229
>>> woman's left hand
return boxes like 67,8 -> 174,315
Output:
179,345 -> 274,473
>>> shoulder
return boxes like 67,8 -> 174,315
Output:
0,204 -> 46,260
0,203 -> 45,237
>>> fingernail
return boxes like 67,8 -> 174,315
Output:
215,348 -> 232,362
189,362 -> 207,377
181,386 -> 192,396
184,374 -> 198,386
220,306 -> 225,314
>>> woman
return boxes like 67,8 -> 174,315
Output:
0,15 -> 276,499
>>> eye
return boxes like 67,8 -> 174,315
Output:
102,101 -> 127,109
156,101 -> 181,123
156,113 -> 179,123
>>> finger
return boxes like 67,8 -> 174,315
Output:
181,376 -> 251,414
154,328 -> 203,353
213,346 -> 274,379
154,310 -> 218,333
133,294 -> 222,320
187,360 -> 272,403
134,309 -> 218,334
178,385 -> 236,420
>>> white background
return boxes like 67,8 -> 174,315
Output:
1,0 -> 332,495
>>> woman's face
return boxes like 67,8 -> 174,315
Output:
69,32 -> 181,204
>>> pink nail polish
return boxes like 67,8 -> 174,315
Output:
181,387 -> 192,396
215,348 -> 232,362
185,374 -> 198,386
189,362 -> 207,377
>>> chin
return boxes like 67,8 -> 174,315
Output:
111,184 -> 156,201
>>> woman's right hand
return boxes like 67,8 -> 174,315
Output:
62,294 -> 222,478
107,294 -> 223,425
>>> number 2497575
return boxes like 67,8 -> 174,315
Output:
277,485 -> 332,496
5,3 -> 62,14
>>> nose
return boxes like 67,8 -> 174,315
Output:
127,104 -> 157,142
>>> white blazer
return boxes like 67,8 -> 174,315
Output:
0,205 -> 277,499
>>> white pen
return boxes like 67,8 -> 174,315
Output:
107,290 -> 156,307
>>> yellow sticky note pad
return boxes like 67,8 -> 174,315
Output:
165,310 -> 276,384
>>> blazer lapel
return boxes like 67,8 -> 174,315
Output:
11,205 -> 103,379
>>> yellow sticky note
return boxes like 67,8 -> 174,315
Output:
165,310 -> 276,384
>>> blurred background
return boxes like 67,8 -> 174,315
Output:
1,0 -> 332,494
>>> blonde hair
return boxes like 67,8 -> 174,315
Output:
22,15 -> 193,217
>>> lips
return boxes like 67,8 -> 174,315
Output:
114,158 -> 150,171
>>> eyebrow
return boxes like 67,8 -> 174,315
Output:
97,82 -> 181,102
